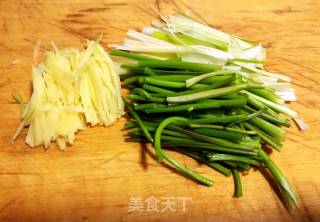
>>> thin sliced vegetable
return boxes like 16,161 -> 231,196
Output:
154,117 -> 213,186
167,83 -> 261,104
232,169 -> 243,198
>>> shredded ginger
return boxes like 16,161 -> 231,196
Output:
12,40 -> 124,149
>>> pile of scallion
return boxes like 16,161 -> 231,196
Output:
109,13 -> 305,209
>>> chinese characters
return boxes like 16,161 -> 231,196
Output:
128,196 -> 192,213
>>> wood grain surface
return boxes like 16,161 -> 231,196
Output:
0,0 -> 320,221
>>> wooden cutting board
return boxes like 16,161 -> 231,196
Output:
0,0 -> 319,221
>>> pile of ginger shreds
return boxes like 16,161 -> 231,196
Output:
12,40 -> 124,149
